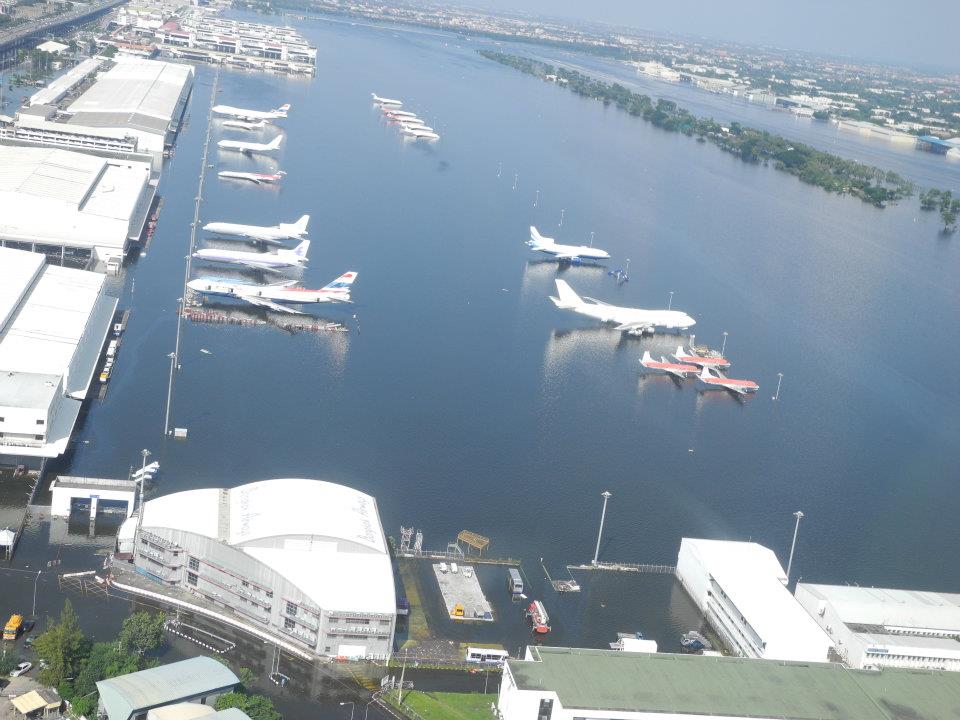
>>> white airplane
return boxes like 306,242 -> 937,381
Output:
528,226 -> 610,262
371,93 -> 402,107
192,240 -> 310,271
384,109 -> 417,119
696,366 -> 759,395
640,351 -> 700,379
218,170 -> 285,185
222,119 -> 267,131
187,272 -> 357,313
550,279 -> 695,335
673,345 -> 731,370
400,127 -> 440,140
218,135 -> 283,155
203,214 -> 308,245
213,103 -> 290,121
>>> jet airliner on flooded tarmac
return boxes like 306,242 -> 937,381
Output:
550,279 -> 695,335
213,103 -> 290,121
528,226 -> 610,262
203,215 -> 308,245
640,351 -> 700,379
218,135 -> 283,155
192,240 -> 310,271
187,272 -> 357,313
371,93 -> 402,107
696,366 -> 759,395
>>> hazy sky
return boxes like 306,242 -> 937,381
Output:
452,0 -> 960,72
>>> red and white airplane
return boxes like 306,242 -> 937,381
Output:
673,345 -> 731,370
696,367 -> 759,395
640,351 -> 700,379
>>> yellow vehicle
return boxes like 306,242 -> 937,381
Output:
3,614 -> 23,641
452,603 -> 465,618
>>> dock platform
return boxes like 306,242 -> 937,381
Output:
432,563 -> 493,622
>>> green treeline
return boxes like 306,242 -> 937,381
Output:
479,50 -> 917,209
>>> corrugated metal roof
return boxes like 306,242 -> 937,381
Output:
0,146 -> 104,204
97,657 -> 238,720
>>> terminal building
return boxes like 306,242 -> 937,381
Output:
676,537 -> 833,662
498,645 -> 960,720
0,247 -> 116,460
117,479 -> 396,659
795,583 -> 960,671
0,145 -> 154,267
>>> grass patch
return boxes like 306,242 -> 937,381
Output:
388,691 -> 495,720
398,559 -> 431,642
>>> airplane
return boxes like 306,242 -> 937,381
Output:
217,170 -> 286,185
187,272 -> 357,314
640,351 -> 700,379
192,240 -> 310,271
222,119 -> 267,131
384,109 -> 418,119
203,215 -> 308,245
371,93 -> 402,107
213,103 -> 290,121
550,279 -> 695,335
527,226 -> 610,262
400,127 -> 440,140
218,135 -> 283,155
673,345 -> 731,370
696,366 -> 759,395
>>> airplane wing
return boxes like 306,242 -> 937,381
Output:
553,252 -> 582,261
240,295 -> 303,314
581,297 -> 611,306
236,260 -> 285,271
614,321 -> 653,332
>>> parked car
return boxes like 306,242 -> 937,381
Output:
22,619 -> 35,633
10,661 -> 32,677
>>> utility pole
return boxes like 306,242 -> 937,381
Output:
721,331 -> 729,356
32,569 -> 41,617
773,372 -> 784,401
786,510 -> 804,584
397,650 -> 408,704
592,491 -> 612,565
668,291 -> 674,310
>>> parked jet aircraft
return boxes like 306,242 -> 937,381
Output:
673,345 -> 731,370
192,240 -> 310,271
222,119 -> 267,131
640,351 -> 700,379
217,170 -> 285,185
371,93 -> 402,107
550,279 -> 695,334
696,366 -> 759,395
213,103 -> 290,121
528,226 -> 610,262
218,135 -> 283,155
203,215 -> 308,245
187,272 -> 357,313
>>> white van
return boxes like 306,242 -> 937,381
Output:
439,562 -> 448,573
450,563 -> 459,574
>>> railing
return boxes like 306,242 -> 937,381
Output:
567,562 -> 676,574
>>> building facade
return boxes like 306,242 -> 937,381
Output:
117,479 -> 396,660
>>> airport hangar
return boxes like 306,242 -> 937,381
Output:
0,145 -> 154,270
0,247 -> 116,462
117,479 -> 397,660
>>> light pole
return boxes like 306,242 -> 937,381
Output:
592,491 -> 612,565
773,372 -> 784,401
668,291 -> 674,310
559,208 -> 564,227
364,700 -> 374,720
339,702 -> 355,720
721,331 -> 729,356
785,510 -> 804,584
32,569 -> 41,617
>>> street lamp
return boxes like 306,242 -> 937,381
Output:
340,701 -> 355,720
721,331 -> 729,356
668,291 -> 674,311
32,569 -> 41,617
592,491 -> 612,565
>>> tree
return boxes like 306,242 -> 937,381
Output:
72,642 -> 141,699
34,600 -> 88,687
0,654 -> 19,676
941,198 -> 960,233
216,692 -> 281,720
118,611 -> 166,656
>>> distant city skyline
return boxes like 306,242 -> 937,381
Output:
451,0 -> 960,72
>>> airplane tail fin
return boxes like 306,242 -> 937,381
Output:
553,279 -> 582,309
322,271 -> 357,292
675,345 -> 687,359
641,350 -> 653,364
267,135 -> 284,150
280,214 -> 309,236
275,103 -> 291,116
529,225 -> 550,247
286,239 -> 310,260
699,366 -> 713,380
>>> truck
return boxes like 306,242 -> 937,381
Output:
3,614 -> 23,641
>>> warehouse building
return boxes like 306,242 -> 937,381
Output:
498,645 -> 960,720
97,657 -> 238,720
64,56 -> 193,160
676,537 -> 833,662
0,145 -> 154,267
0,247 -> 116,460
117,479 -> 396,659
795,583 -> 960,671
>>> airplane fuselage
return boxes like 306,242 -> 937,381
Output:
188,280 -> 347,304
571,303 -> 695,331
192,248 -> 304,269
218,140 -> 280,154
203,221 -> 301,243
214,105 -> 287,121
534,243 -> 610,261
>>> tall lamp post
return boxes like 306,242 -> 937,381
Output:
786,510 -> 804,584
592,491 -> 612,565
339,702 -> 355,720
32,569 -> 42,617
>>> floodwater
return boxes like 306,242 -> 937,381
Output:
3,12 -> 960,714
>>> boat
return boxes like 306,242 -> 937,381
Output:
526,600 -> 551,634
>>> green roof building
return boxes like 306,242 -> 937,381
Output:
96,657 -> 239,720
499,646 -> 960,720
